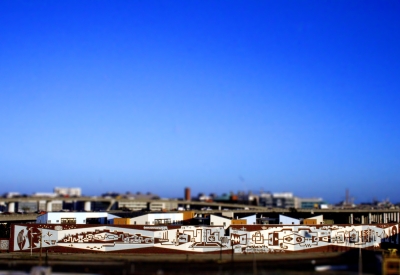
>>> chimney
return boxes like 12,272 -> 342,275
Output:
185,187 -> 191,201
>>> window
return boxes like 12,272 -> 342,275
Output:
47,220 -> 51,223
154,218 -> 171,225
61,218 -> 76,224
86,218 -> 101,224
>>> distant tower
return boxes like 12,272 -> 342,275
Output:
185,187 -> 191,201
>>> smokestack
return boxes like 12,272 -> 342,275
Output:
185,187 -> 191,201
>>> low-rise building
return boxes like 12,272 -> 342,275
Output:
303,215 -> 324,225
210,213 -> 257,229
117,200 -> 178,211
129,211 -> 195,225
296,197 -> 326,209
36,212 -> 120,225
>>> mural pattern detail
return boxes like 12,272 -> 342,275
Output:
0,239 -> 9,250
231,224 -> 398,253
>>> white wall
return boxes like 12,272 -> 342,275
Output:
242,214 -> 257,225
210,215 -> 231,229
279,215 -> 300,225
130,214 -> 149,225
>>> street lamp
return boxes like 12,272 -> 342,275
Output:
39,228 -> 43,266
29,228 -> 33,256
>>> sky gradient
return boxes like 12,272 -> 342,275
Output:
1,0 -> 399,203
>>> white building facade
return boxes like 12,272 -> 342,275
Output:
129,213 -> 186,225
36,212 -> 120,225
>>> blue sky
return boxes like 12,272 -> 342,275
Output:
1,1 -> 399,203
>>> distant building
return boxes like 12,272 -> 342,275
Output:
118,200 -> 178,212
236,191 -> 258,205
237,191 -> 298,209
259,192 -> 273,207
273,193 -> 295,208
205,190 -> 327,210
2,192 -> 21,198
54,187 -> 82,197
197,193 -> 213,202
296,197 -> 326,209
213,193 -> 232,202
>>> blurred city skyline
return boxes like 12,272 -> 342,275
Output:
1,186 -> 397,206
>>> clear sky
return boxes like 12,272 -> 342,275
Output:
1,0 -> 399,204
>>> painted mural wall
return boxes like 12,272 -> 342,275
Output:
230,224 -> 399,253
11,224 -> 228,253
10,223 -> 399,254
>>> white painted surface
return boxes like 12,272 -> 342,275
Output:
210,215 -> 231,229
36,212 -> 120,224
279,214 -> 300,225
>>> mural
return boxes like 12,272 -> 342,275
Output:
11,224 -> 227,253
10,224 -> 398,254
231,224 -> 399,253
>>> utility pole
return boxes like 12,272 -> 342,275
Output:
39,229 -> 43,266
29,228 -> 32,256
358,244 -> 362,275
220,238 -> 222,261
